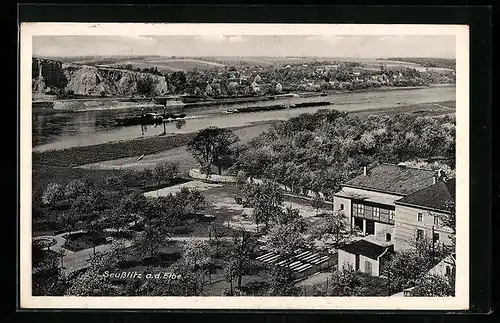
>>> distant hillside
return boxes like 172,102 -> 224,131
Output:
381,57 -> 456,70
32,57 -> 170,98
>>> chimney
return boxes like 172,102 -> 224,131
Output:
432,176 -> 437,185
363,166 -> 367,176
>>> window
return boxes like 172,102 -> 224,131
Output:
373,207 -> 380,218
433,232 -> 440,243
340,204 -> 344,211
445,266 -> 451,276
417,213 -> 423,222
389,210 -> 395,221
356,204 -> 365,215
434,216 -> 439,226
416,228 -> 424,241
386,233 -> 392,242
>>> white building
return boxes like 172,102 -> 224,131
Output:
334,164 -> 455,278
338,239 -> 393,277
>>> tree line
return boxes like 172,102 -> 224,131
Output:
233,109 -> 455,201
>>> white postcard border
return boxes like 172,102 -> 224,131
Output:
20,23 -> 469,310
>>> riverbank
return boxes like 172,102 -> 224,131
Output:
33,99 -> 455,168
32,83 -> 455,113
32,121 -> 276,202
32,120 -> 276,168
32,101 -> 454,202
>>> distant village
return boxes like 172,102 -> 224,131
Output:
32,57 -> 456,101
118,60 -> 456,98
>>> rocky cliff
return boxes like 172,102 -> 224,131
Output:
32,58 -> 169,97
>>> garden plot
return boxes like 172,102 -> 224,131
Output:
144,180 -> 223,197
203,185 -> 326,232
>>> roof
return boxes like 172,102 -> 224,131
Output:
334,189 -> 400,206
340,239 -> 392,260
343,164 -> 437,196
395,178 -> 455,213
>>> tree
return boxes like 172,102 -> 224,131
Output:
134,225 -> 168,259
327,264 -> 364,296
225,231 -> 258,290
121,170 -> 144,188
137,75 -> 155,96
143,195 -> 182,229
84,220 -> 105,256
408,273 -> 455,297
119,190 -> 148,225
267,221 -> 307,261
242,180 -> 284,228
275,206 -> 306,232
105,176 -> 123,190
66,255 -> 116,296
235,170 -> 248,189
380,247 -> 434,295
187,127 -> 240,175
208,223 -> 227,257
172,188 -> 192,216
186,189 -> 206,215
32,244 -> 66,296
224,257 -> 238,296
41,182 -> 64,206
267,264 -> 300,296
107,208 -> 132,232
175,263 -> 207,296
60,211 -> 81,235
153,161 -> 179,187
181,240 -> 211,271
70,189 -> 106,222
63,179 -> 86,200
310,195 -> 325,215
310,210 -> 354,252
139,168 -> 154,189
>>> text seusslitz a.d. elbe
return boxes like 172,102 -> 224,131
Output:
102,271 -> 182,280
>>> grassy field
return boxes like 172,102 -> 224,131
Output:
58,55 -> 442,72
33,133 -> 196,168
102,57 -> 228,72
350,100 -> 456,119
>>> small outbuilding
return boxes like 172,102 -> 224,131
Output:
338,239 -> 393,277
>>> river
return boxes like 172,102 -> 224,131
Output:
32,86 -> 455,152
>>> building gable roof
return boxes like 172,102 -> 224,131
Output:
343,164 -> 437,196
395,178 -> 455,213
340,239 -> 392,260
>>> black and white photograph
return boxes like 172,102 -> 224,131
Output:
20,23 -> 469,309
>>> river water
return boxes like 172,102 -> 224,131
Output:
32,86 -> 455,152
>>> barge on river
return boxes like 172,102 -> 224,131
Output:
225,101 -> 331,114
115,111 -> 187,126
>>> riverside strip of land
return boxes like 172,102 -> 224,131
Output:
32,100 -> 455,200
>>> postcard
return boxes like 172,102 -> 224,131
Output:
20,23 -> 469,309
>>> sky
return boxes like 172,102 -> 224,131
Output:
33,35 -> 456,58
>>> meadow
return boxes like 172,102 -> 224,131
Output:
56,55 -> 449,73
